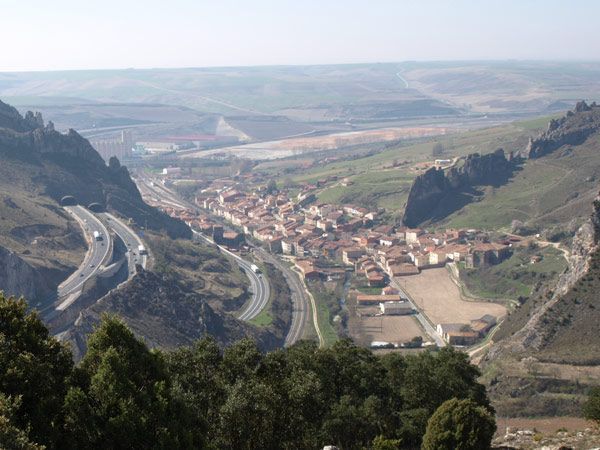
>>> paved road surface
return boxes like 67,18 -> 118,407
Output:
53,206 -> 112,311
191,230 -> 269,321
135,175 -> 310,338
135,174 -> 273,323
253,248 -> 310,347
100,212 -> 148,275
39,205 -> 112,319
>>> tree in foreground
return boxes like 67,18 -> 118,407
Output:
0,294 -> 73,448
583,386 -> 600,424
421,398 -> 496,450
1,292 -> 496,449
63,315 -> 201,449
0,394 -> 44,450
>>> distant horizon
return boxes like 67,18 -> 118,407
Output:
2,58 -> 600,75
2,0 -> 600,72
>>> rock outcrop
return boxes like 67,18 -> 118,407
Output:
0,245 -> 51,301
488,190 -> 600,358
521,100 -> 600,159
0,99 -> 38,132
403,149 -> 514,227
0,98 -> 190,239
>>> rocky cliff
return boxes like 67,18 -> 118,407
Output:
0,99 -> 40,132
487,190 -> 600,362
402,149 -> 514,227
0,245 -> 52,301
0,98 -> 190,239
521,100 -> 600,159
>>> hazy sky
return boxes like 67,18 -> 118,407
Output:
2,0 -> 599,71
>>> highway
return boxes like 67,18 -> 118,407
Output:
137,174 -> 311,343
99,212 -> 148,275
253,248 -> 310,347
52,206 -> 112,312
191,229 -> 270,321
134,173 -> 311,342
135,173 -> 188,209
135,174 -> 282,325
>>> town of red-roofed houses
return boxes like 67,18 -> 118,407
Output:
140,172 -> 518,351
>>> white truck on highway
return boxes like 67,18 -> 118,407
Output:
250,264 -> 260,274
138,245 -> 148,255
93,231 -> 103,241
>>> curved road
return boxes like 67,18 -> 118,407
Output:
135,175 -> 309,341
253,247 -> 310,347
135,174 -> 273,324
99,212 -> 148,274
191,229 -> 270,321
55,206 -> 112,311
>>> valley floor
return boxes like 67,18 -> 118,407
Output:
400,267 -> 507,325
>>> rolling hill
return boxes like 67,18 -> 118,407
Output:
0,98 -> 279,356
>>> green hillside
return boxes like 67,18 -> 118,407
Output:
440,133 -> 600,231
264,118 -> 542,219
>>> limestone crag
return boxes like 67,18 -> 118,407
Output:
403,149 -> 514,227
0,245 -> 50,300
488,190 -> 600,357
0,99 -> 38,132
0,97 -> 190,239
521,100 -> 600,159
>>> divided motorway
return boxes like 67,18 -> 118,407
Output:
99,212 -> 148,274
43,205 -> 148,320
135,174 -> 311,345
50,206 -> 112,313
253,247 -> 309,347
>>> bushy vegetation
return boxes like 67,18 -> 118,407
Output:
0,293 -> 495,449
422,398 -> 496,450
308,279 -> 347,344
535,248 -> 600,364
583,387 -> 600,424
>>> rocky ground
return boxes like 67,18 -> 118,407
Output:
493,422 -> 599,449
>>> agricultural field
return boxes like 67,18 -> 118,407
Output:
181,125 -> 448,160
400,267 -> 507,326
225,116 -> 315,141
401,61 -> 600,114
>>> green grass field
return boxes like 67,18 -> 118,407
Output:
440,133 -> 600,230
307,282 -> 341,347
269,119 -> 542,214
249,310 -> 273,327
459,246 -> 567,300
